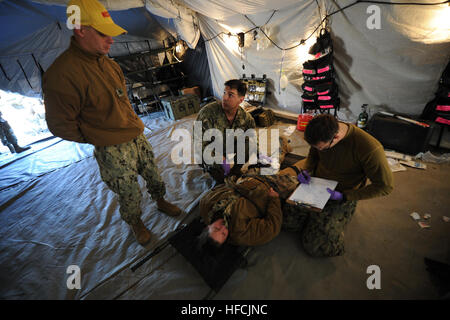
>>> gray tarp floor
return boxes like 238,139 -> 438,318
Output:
0,112 -> 449,300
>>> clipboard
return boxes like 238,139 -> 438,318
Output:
286,177 -> 338,212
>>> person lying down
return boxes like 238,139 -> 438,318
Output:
197,167 -> 354,258
197,172 -> 301,249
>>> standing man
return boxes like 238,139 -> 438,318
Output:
42,0 -> 181,246
0,110 -> 30,154
281,113 -> 393,257
195,79 -> 256,184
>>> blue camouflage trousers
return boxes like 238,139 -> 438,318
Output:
282,200 -> 357,257
94,134 -> 166,225
0,121 -> 18,146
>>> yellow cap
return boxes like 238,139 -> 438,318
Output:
67,0 -> 127,37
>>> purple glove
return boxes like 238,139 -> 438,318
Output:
297,170 -> 311,184
222,159 -> 231,176
327,188 -> 343,201
258,154 -> 272,164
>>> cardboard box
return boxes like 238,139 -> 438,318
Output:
161,94 -> 201,120
180,86 -> 202,100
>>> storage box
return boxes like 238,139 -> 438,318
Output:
366,113 -> 433,155
161,94 -> 201,120
257,108 -> 275,127
249,107 -> 275,127
180,86 -> 202,100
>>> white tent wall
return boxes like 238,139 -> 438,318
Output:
327,1 -> 450,120
188,0 -> 450,122
144,0 -> 201,49
196,1 -> 321,114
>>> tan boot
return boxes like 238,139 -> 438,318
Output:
156,198 -> 182,217
130,219 -> 152,246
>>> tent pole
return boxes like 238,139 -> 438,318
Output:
31,54 -> 44,76
0,63 -> 10,81
17,59 -> 33,90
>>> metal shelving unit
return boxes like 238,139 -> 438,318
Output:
112,41 -> 187,115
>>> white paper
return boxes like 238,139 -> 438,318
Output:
288,177 -> 338,210
385,150 -> 412,161
283,125 -> 296,136
387,157 -> 407,172
398,160 -> 426,170
410,212 -> 421,221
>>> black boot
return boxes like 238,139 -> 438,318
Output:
6,143 -> 16,153
13,144 -> 30,153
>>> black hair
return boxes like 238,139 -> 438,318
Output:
224,79 -> 247,97
304,113 -> 339,146
196,226 -> 224,256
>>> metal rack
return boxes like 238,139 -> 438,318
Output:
112,42 -> 187,115
240,74 -> 267,106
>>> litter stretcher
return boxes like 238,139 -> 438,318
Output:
130,216 -> 251,300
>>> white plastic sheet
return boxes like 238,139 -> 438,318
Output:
0,114 -> 214,299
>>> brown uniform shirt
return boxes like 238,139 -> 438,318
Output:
42,37 -> 144,146
303,123 -> 393,201
199,178 -> 282,247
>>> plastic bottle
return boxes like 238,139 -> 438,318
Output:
280,73 -> 288,91
357,104 -> 369,129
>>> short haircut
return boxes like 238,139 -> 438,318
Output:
304,114 -> 339,146
224,79 -> 247,97
196,226 -> 223,256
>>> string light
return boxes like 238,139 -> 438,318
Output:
222,32 -> 240,54
202,0 -> 450,50
175,41 -> 184,54
421,4 -> 450,43
295,36 -> 318,64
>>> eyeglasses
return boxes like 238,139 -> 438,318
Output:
313,134 -> 336,151
325,134 -> 336,150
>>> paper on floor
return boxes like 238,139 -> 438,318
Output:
415,151 -> 450,164
387,157 -> 407,172
398,160 -> 426,169
410,212 -> 421,221
418,221 -> 431,229
283,125 -> 297,136
385,150 -> 412,161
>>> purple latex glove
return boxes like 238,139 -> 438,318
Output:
327,188 -> 343,201
297,170 -> 311,184
258,154 -> 272,164
222,159 -> 231,176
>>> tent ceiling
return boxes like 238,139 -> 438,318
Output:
0,0 -> 176,97
29,0 -> 144,10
